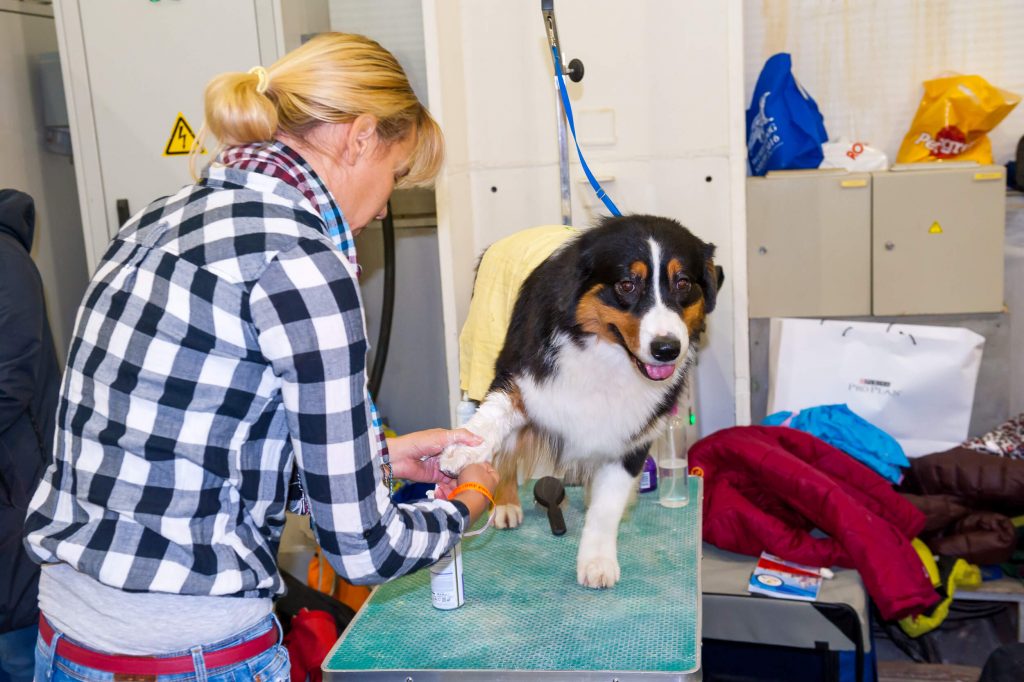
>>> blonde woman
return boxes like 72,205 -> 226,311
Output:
25,33 -> 498,681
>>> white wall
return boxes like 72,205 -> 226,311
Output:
1008,199 -> 1024,417
425,0 -> 750,435
278,0 -> 329,53
329,0 -> 429,105
0,5 -> 89,364
744,0 -> 1024,164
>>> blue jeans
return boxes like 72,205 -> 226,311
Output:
0,624 -> 37,682
34,615 -> 290,682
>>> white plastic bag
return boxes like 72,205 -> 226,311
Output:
819,138 -> 889,171
768,318 -> 984,457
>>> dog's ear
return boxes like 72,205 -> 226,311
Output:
701,243 -> 724,314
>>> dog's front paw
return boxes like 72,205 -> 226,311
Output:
438,441 -> 490,477
494,503 -> 523,529
577,553 -> 621,589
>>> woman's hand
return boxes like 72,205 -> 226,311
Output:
449,461 -> 500,526
387,428 -> 484,498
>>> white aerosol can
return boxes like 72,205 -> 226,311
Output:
431,543 -> 465,609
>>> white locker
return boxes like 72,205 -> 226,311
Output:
872,165 -> 1006,316
56,0 -> 286,271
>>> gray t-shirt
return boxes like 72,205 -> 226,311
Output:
39,563 -> 272,655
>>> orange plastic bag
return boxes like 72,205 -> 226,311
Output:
307,549 -> 370,612
896,74 -> 1020,164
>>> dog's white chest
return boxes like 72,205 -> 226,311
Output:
519,336 -> 672,459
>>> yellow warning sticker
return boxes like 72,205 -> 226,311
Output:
928,221 -> 943,234
163,112 -> 204,156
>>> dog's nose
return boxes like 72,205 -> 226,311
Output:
650,336 -> 681,362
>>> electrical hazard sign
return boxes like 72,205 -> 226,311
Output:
928,221 -> 943,234
163,112 -> 204,156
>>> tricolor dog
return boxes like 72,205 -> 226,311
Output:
440,214 -> 723,588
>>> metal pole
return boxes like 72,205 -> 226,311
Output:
542,3 -> 573,227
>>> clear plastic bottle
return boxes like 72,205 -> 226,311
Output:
658,404 -> 689,508
456,391 -> 477,427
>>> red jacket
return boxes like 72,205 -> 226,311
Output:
690,426 -> 937,621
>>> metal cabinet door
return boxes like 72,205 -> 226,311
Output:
872,166 -> 1005,315
75,0 -> 273,238
746,172 -> 871,318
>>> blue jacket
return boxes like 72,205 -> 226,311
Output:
0,189 -> 59,633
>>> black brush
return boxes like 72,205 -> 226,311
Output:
533,476 -> 567,536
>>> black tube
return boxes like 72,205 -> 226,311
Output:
368,200 -> 395,399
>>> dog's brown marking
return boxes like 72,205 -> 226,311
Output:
667,257 -> 685,282
492,426 -> 554,509
504,383 -> 526,416
682,298 -> 706,337
630,260 -> 648,279
493,470 -> 521,508
576,284 -> 643,357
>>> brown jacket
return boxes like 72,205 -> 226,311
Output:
900,447 -> 1023,565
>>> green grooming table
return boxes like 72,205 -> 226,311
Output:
323,477 -> 702,681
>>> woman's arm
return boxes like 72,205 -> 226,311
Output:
250,238 -> 484,584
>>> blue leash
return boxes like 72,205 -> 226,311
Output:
551,45 -> 622,217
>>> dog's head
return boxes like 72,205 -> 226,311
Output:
573,215 -> 724,382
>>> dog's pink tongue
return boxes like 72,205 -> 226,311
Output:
645,363 -> 675,381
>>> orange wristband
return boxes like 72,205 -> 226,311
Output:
449,482 -> 495,509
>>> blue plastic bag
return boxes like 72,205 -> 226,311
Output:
746,53 -> 828,176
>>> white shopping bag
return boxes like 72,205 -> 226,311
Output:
768,318 -> 984,457
819,137 -> 889,171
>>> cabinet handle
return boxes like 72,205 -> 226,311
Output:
116,199 -> 131,227
758,246 -> 768,255
884,241 -> 895,251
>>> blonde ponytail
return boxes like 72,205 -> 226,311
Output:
191,33 -> 444,186
190,69 -> 277,178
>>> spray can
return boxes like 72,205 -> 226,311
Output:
639,455 -> 658,493
430,543 -> 465,609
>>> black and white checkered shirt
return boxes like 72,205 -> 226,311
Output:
25,142 -> 468,598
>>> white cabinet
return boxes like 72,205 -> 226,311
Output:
747,166 -> 1006,317
747,172 -> 872,318
872,166 -> 1006,316
56,0 -> 285,271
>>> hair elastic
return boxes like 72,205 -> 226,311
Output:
248,66 -> 269,95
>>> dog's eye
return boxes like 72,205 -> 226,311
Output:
674,278 -> 692,293
615,280 -> 636,295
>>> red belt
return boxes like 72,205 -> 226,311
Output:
40,616 -> 278,676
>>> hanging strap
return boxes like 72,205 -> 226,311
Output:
551,45 -> 622,217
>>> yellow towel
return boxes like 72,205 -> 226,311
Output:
459,225 -> 579,401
